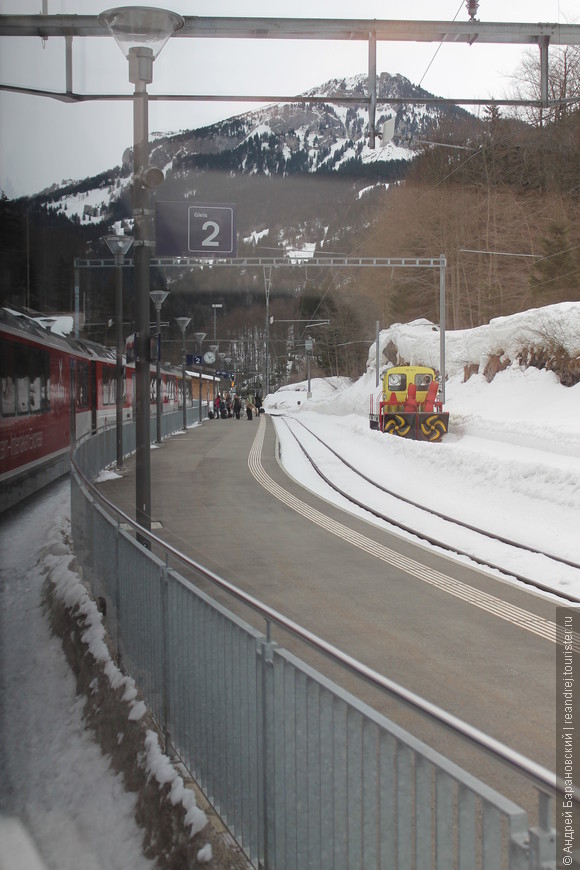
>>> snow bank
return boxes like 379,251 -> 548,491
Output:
367,302 -> 580,377
264,301 -> 580,449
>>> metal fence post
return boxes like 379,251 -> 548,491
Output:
260,623 -> 276,869
115,516 -> 122,669
161,556 -> 171,754
528,792 -> 556,870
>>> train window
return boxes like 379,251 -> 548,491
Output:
1,342 -> 16,417
15,345 -> 29,415
415,373 -> 432,389
1,374 -> 15,416
29,376 -> 41,412
40,353 -> 50,413
31,349 -> 50,414
29,349 -> 49,413
387,372 -> 406,391
76,360 -> 90,410
102,366 -> 114,405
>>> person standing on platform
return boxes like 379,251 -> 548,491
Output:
246,398 -> 254,420
233,395 -> 242,420
254,392 -> 262,415
214,393 -> 221,419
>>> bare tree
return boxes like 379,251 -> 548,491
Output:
508,43 -> 580,127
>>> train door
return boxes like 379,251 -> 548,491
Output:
91,361 -> 97,432
70,358 -> 77,441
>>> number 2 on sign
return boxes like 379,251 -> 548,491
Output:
202,221 -> 220,247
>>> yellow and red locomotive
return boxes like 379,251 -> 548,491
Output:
369,364 -> 449,442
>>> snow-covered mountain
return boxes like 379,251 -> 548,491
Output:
35,72 -> 476,230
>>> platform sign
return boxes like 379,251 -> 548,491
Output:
156,202 -> 236,257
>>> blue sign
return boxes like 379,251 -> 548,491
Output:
156,202 -> 236,257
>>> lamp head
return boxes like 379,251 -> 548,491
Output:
98,7 -> 185,82
150,289 -> 169,310
176,317 -> 191,334
102,233 -> 133,258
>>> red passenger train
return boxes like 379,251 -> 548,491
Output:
0,309 -> 210,512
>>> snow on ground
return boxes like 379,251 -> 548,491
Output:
0,484 -> 154,868
265,302 -> 580,599
0,482 -> 207,869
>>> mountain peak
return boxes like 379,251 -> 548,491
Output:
31,70 -> 474,230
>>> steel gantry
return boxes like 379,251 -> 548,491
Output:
74,253 -> 448,401
2,12 -> 580,142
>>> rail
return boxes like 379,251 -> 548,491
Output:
69,422 -> 565,869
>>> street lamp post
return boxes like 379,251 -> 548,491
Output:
194,331 -> 206,422
305,336 -> 313,398
224,356 -> 232,393
212,303 -> 223,342
210,343 -> 219,415
264,266 -> 271,397
150,289 -> 169,443
102,232 -> 133,469
99,6 -> 184,540
176,317 -> 191,431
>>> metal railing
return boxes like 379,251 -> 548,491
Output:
70,422 -> 560,870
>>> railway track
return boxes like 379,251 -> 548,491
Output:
278,414 -> 580,605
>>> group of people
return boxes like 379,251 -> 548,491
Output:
212,391 -> 262,421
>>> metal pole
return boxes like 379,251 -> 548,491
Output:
210,343 -> 219,416
155,303 -> 162,443
264,266 -> 271,396
368,30 -> 377,148
182,334 -> 187,430
375,319 -> 380,388
134,76 -> 152,541
439,254 -> 446,405
115,252 -> 124,467
539,35 -> 550,109
305,336 -> 313,399
97,9 -> 184,542
103,233 -> 133,469
194,332 -> 206,423
74,258 -> 80,338
151,291 -> 168,444
176,317 -> 191,431
198,374 -> 203,423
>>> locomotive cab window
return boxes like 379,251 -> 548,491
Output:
387,372 -> 406,391
415,373 -> 432,389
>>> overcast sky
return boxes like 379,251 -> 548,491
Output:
0,0 -> 574,198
